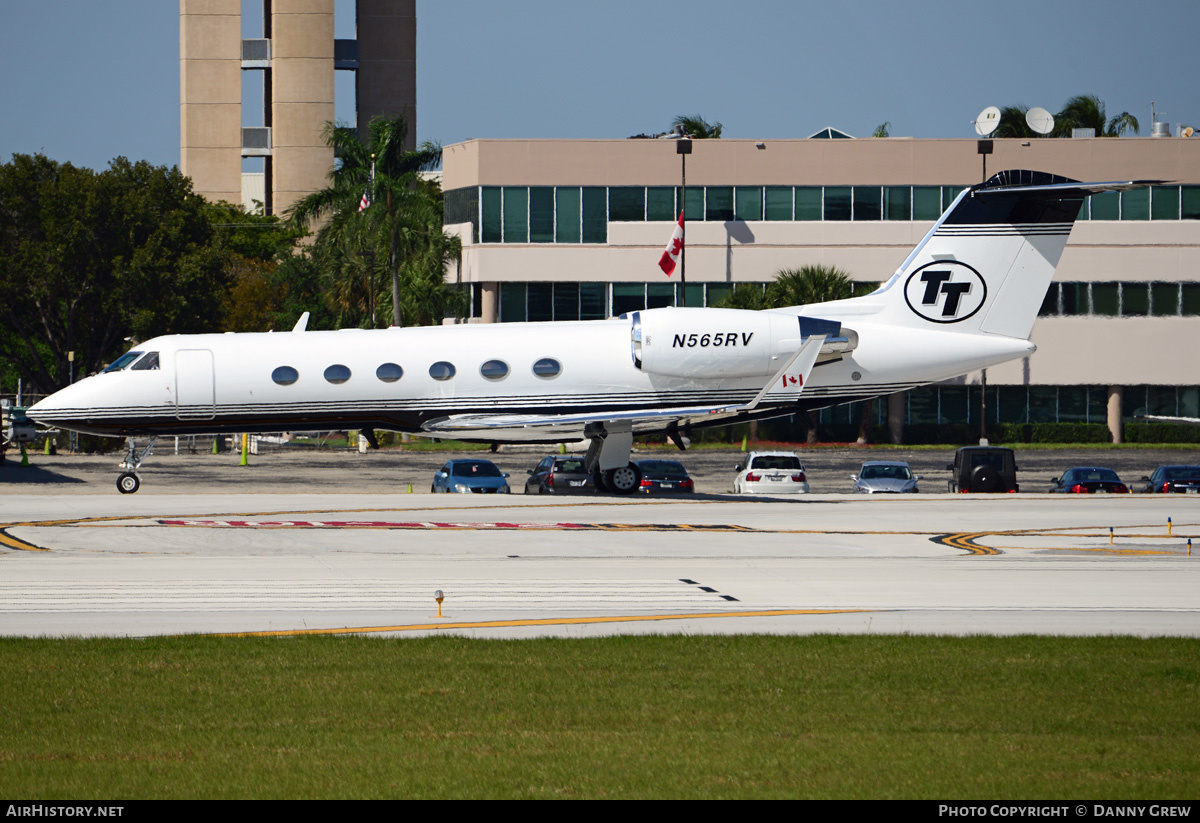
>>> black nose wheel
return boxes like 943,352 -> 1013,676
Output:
116,472 -> 140,494
604,463 -> 642,495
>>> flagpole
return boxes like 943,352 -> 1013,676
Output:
677,135 -> 691,305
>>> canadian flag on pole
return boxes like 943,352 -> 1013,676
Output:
658,211 -> 684,276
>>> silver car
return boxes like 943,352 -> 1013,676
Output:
851,461 -> 921,494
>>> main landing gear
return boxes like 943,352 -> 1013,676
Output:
116,437 -> 157,494
584,423 -> 641,495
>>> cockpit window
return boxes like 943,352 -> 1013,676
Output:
130,352 -> 160,371
102,351 -> 143,373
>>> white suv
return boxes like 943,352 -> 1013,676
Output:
733,451 -> 810,494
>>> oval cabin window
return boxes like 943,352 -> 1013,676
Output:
376,363 -> 404,383
532,358 -> 562,378
480,359 -> 509,380
429,361 -> 456,381
324,364 -> 352,384
272,366 -> 299,386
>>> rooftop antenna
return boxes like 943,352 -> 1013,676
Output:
1026,106 -> 1055,136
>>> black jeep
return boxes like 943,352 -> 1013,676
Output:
948,446 -> 1019,493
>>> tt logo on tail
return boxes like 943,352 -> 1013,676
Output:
903,261 -> 988,323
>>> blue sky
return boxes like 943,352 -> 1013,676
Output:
2,0 -> 1198,171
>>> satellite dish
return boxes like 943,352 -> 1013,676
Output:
1026,107 -> 1055,135
1184,126 -> 1195,138
974,106 -> 1000,136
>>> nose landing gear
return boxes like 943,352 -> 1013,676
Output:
116,437 -> 157,494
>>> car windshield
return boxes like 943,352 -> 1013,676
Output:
102,351 -> 143,373
750,456 -> 801,470
554,459 -> 585,473
861,464 -> 912,480
452,461 -> 502,478
639,461 -> 687,476
1165,467 -> 1200,479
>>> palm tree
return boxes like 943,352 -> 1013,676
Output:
872,122 -> 891,138
671,114 -> 723,138
1053,94 -> 1139,137
993,105 -> 1036,138
289,115 -> 456,327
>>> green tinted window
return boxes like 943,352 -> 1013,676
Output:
581,187 -> 607,243
609,187 -> 645,221
1183,284 -> 1200,315
1147,386 -> 1178,417
1151,283 -> 1179,316
682,187 -> 704,221
705,283 -> 732,306
1181,387 -> 1200,419
1122,283 -> 1148,316
885,187 -> 911,220
1090,191 -> 1119,220
580,283 -> 607,319
906,386 -> 937,424
997,386 -> 1027,424
1182,186 -> 1200,220
853,186 -> 882,221
1121,188 -> 1149,220
553,282 -> 579,321
735,187 -> 763,221
647,282 -> 676,308
611,283 -> 645,316
795,187 -> 821,220
502,187 -> 528,243
680,283 -> 704,308
499,283 -> 525,322
912,187 -> 941,220
646,187 -> 676,221
555,187 -> 581,243
940,386 -> 968,423
1151,186 -> 1180,220
526,283 -> 553,322
942,186 -> 964,210
529,187 -> 554,243
824,187 -> 851,221
1088,387 -> 1108,424
1038,284 -> 1059,316
706,187 -> 733,221
481,186 -> 502,243
1029,386 -> 1057,423
1092,283 -> 1119,315
1061,283 -> 1088,315
764,186 -> 792,220
1058,387 -> 1089,422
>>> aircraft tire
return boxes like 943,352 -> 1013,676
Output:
605,464 -> 641,495
116,472 -> 140,494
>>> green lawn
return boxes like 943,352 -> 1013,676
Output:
2,635 -> 1196,799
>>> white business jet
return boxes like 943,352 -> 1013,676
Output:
29,170 -> 1156,493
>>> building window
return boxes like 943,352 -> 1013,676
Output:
912,186 -> 941,220
885,187 -> 911,221
503,186 -> 528,242
608,187 -> 645,221
764,186 -> 792,221
646,187 -> 676,221
705,187 -> 734,221
1121,188 -> 1150,221
1151,186 -> 1180,220
481,186 -> 502,242
795,187 -> 821,221
852,186 -> 882,221
556,187 -> 581,243
735,187 -> 763,221
581,187 -> 607,243
823,187 -> 851,221
529,186 -> 555,242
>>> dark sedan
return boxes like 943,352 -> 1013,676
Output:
1138,465 -> 1200,494
632,459 -> 694,494
1049,467 -> 1129,494
524,456 -> 594,494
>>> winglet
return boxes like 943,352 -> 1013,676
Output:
730,335 -> 826,413
292,312 -> 310,333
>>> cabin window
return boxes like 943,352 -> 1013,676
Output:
324,364 -> 351,384
103,351 -> 143,373
131,352 -> 160,371
532,357 -> 561,378
429,361 -> 456,381
376,363 -> 404,382
480,360 -> 509,380
272,366 -> 299,386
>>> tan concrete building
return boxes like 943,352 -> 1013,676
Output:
442,135 -> 1200,441
180,0 -> 416,215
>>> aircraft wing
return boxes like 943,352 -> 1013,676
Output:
421,335 -> 826,437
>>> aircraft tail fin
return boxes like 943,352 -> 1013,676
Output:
841,170 -> 1162,339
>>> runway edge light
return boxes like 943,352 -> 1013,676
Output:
435,589 -> 444,618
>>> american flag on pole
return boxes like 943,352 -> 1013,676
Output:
658,211 -> 684,276
358,156 -> 376,213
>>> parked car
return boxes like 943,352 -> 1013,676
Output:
851,461 -> 921,494
431,459 -> 510,494
733,451 -> 809,494
632,459 -> 694,494
1138,465 -> 1200,494
947,446 -> 1018,493
524,455 -> 594,494
1048,467 -> 1129,494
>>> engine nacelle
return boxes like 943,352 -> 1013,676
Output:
631,307 -> 849,379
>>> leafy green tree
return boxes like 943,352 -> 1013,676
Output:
672,114 -> 723,138
993,105 -> 1036,138
288,116 -> 463,327
0,154 -> 226,393
1053,94 -> 1139,137
872,122 -> 891,138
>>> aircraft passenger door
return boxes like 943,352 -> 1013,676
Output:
175,349 -> 216,420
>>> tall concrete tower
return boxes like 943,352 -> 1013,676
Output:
180,0 -> 416,216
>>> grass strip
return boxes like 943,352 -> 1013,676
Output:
1,634 -> 1196,799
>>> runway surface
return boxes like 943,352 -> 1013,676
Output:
2,491 -> 1197,638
